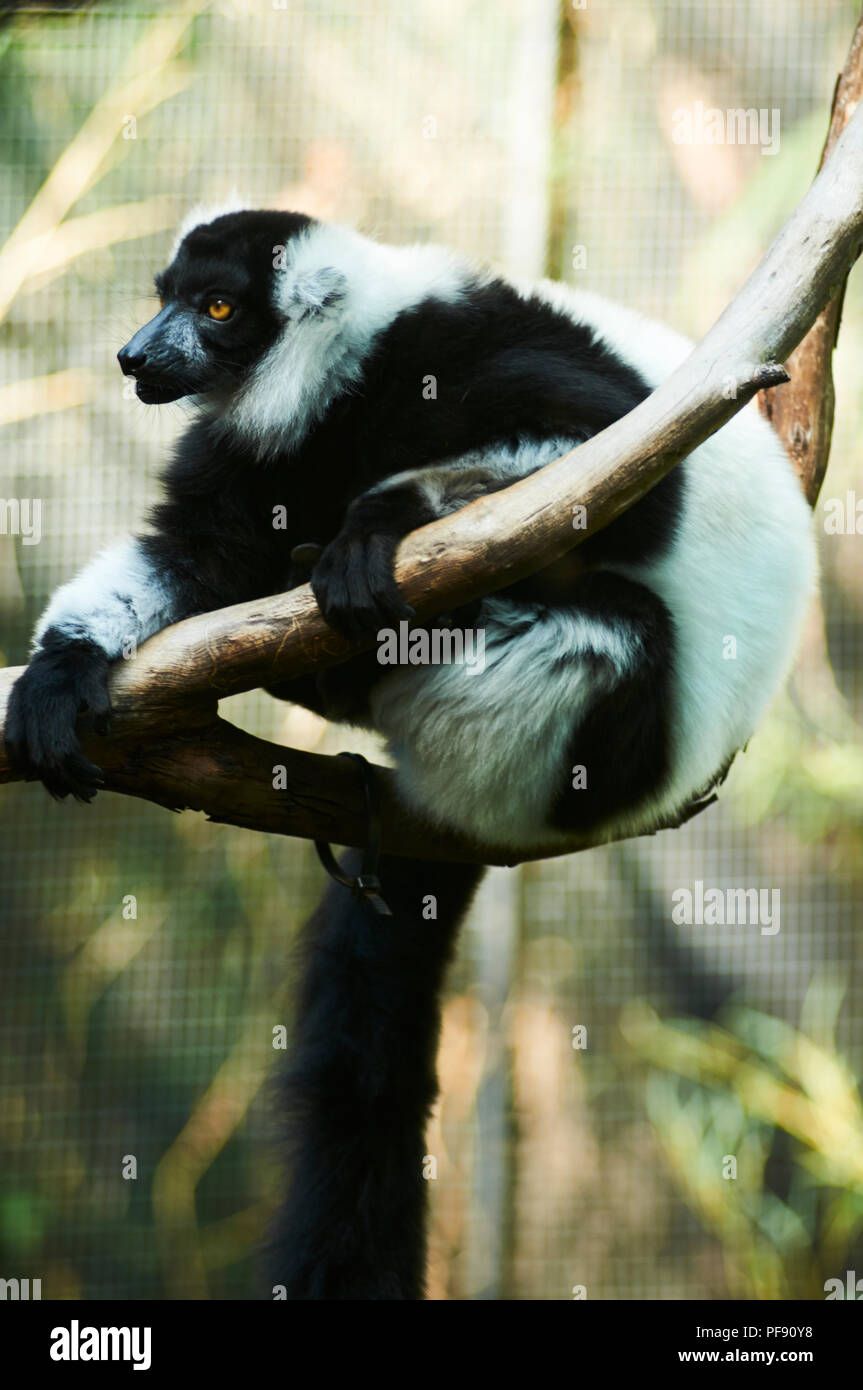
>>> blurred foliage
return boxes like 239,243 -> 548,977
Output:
623,995 -> 863,1298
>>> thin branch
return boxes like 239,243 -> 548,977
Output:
3,101 -> 863,860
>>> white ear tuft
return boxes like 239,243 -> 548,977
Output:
286,266 -> 349,319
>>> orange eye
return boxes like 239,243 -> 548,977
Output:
206,299 -> 234,321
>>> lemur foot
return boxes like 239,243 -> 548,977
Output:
311,528 -> 414,641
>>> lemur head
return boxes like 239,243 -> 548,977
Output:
117,209 -> 322,404
118,204 -> 467,451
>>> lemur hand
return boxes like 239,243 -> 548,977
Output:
310,517 -> 415,642
5,630 -> 112,801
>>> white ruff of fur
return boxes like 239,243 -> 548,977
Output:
213,220 -> 472,458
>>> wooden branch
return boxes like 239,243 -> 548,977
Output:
3,97 -> 863,860
71,717 -> 559,866
758,9 -> 863,504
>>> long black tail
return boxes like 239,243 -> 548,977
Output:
268,850 -> 485,1300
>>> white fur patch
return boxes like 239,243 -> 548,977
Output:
371,592 -> 639,849
33,538 -> 178,659
217,220 -> 472,456
545,286 -> 818,839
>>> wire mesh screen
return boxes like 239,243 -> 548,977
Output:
0,0 -> 861,1301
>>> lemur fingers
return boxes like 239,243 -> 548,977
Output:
5,632 -> 111,802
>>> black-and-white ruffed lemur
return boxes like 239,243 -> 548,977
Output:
6,205 -> 816,1299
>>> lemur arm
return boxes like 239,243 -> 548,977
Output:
4,505 -> 255,801
31,536 -> 182,659
310,446 -> 575,640
5,536 -> 196,800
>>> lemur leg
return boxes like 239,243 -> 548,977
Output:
370,572 -> 676,851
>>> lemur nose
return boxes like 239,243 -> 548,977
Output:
117,346 -> 146,376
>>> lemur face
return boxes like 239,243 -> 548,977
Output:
117,210 -> 314,404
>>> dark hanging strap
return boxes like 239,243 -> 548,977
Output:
315,752 -> 393,916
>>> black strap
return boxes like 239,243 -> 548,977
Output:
315,752 -> 393,916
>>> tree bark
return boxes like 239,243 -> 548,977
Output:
758,9 -> 863,505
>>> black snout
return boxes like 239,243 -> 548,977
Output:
118,313 -> 163,376
117,343 -> 146,376
117,308 -> 191,404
